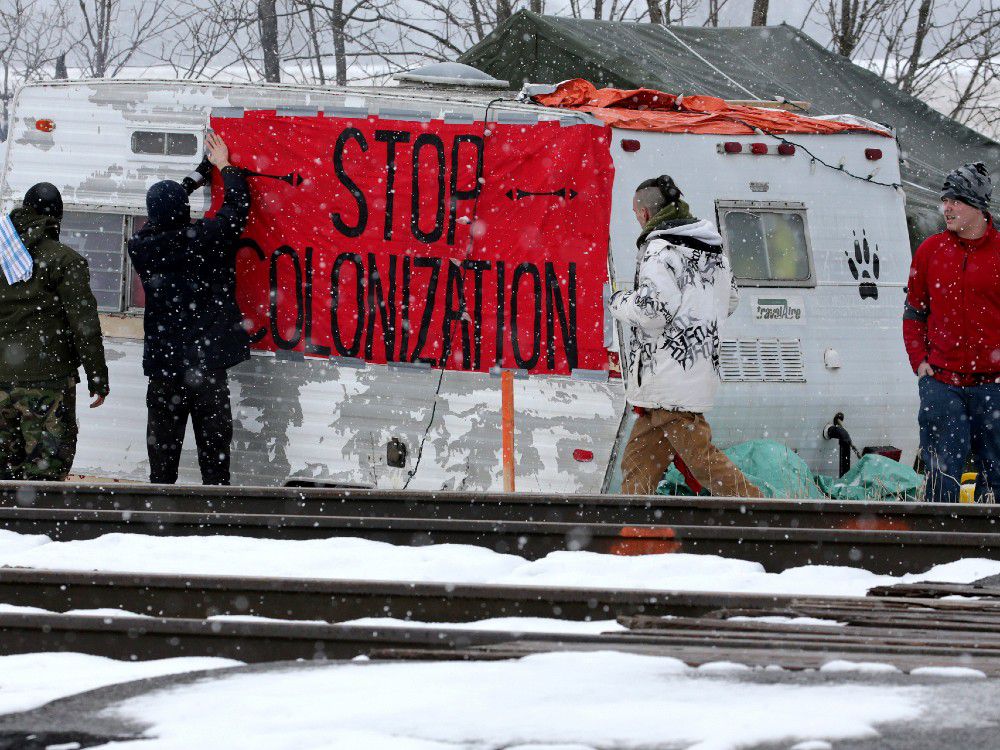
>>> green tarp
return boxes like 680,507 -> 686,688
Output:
658,439 -> 922,500
460,12 -> 1000,247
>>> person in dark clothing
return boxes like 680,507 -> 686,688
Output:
0,182 -> 109,480
128,131 -> 251,485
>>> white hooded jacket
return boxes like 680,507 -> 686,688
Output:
609,218 -> 738,413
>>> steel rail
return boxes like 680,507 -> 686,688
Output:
393,640 -> 1000,675
3,481 -> 999,533
15,568 -> 1000,624
3,505 -> 1000,573
0,568 -> 814,621
6,610 -> 1000,671
0,612 -> 565,662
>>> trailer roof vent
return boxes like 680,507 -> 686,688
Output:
394,62 -> 509,89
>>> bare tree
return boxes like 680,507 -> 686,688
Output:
813,0 -> 999,137
299,0 -> 383,86
750,0 -> 768,25
0,0 -> 69,127
158,0 -> 247,79
704,0 -> 733,26
646,0 -> 662,23
259,0 -> 281,81
824,0 -> 894,57
74,0 -> 174,77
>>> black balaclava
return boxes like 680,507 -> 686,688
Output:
23,182 -> 63,221
146,180 -> 191,228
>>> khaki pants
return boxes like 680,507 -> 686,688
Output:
621,408 -> 763,497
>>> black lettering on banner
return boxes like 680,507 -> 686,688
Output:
544,262 -> 578,370
410,134 -> 446,244
440,259 -> 471,369
399,256 -> 412,359
409,256 -> 441,365
463,260 -> 490,370
236,238 -> 267,344
447,135 -> 485,245
330,251 -> 365,357
303,247 -> 331,357
331,128 -> 368,238
269,245 -> 303,350
365,253 -> 397,361
510,262 -> 541,370
495,260 -> 505,368
375,129 -> 411,241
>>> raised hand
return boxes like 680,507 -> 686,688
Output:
205,131 -> 232,170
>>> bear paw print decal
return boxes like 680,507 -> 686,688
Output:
845,230 -> 880,300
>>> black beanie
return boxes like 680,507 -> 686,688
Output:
941,162 -> 992,212
23,182 -> 63,221
146,180 -> 191,228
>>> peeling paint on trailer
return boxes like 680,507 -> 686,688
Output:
72,340 -> 625,491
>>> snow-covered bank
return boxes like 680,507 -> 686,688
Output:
0,653 -> 240,715
2,529 -> 999,597
93,651 -> 927,750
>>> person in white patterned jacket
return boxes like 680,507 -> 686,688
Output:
609,175 -> 761,498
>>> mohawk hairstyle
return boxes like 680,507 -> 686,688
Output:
634,175 -> 683,215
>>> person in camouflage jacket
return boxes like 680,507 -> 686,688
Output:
0,183 -> 109,480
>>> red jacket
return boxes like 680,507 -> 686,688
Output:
903,223 -> 1000,380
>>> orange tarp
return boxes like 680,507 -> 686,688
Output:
531,79 -> 891,138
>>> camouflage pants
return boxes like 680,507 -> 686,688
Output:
0,384 -> 78,481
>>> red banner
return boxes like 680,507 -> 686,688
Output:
210,111 -> 614,374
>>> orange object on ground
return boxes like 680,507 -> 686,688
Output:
501,370 -> 515,492
838,516 -> 912,532
609,526 -> 682,556
531,79 -> 892,138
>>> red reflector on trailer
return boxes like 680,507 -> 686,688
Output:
621,139 -> 641,152
35,119 -> 55,132
777,143 -> 795,156
865,148 -> 883,161
723,141 -> 742,154
573,449 -> 594,462
750,143 -> 768,155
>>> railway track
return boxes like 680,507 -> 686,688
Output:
3,570 -> 1000,673
0,568 -> 811,622
2,504 -> 999,573
4,481 -> 999,532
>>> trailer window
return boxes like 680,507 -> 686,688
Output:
718,204 -> 813,286
131,130 -> 198,157
60,212 -> 126,311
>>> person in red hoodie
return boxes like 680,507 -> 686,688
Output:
904,162 -> 999,503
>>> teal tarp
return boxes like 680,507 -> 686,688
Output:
814,453 -> 922,501
657,439 -> 922,500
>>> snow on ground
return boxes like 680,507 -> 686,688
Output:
94,651 -> 925,750
0,653 -> 241,715
1,531 -> 999,597
0,530 -> 995,743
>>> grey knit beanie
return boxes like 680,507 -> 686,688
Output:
941,162 -> 992,212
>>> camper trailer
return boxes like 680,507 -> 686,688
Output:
0,72 -> 916,491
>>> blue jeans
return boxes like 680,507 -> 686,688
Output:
918,375 -> 1000,503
